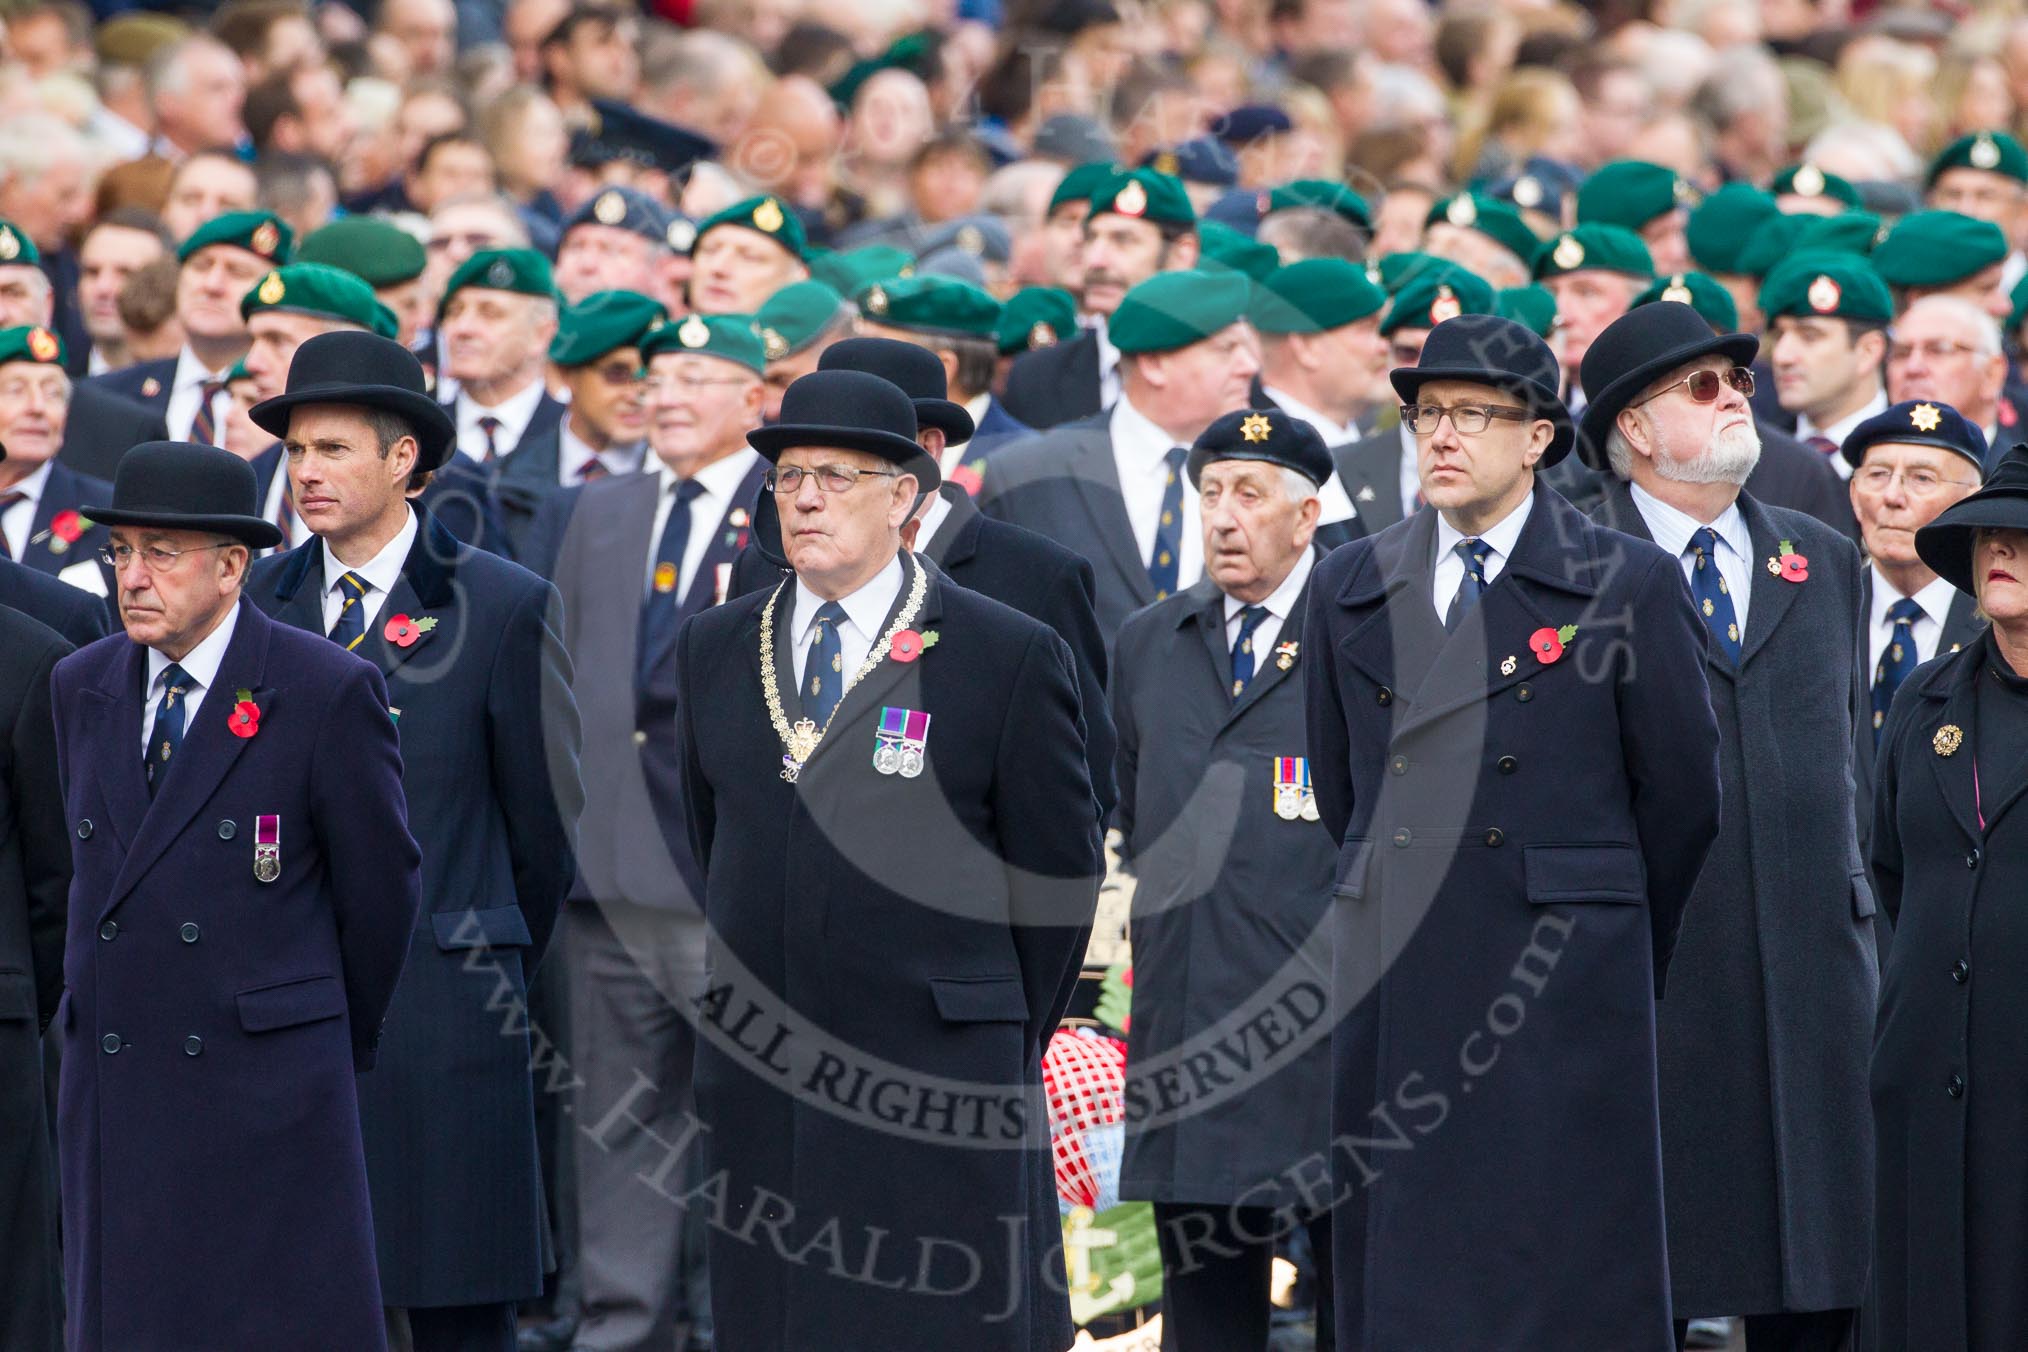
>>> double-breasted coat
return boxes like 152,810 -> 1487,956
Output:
1303,488 -> 1721,1350
1595,482 -> 1879,1318
1112,566 -> 1334,1208
675,551 -> 1102,1352
50,598 -> 421,1351
248,505 -> 584,1308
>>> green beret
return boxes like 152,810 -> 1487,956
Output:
0,324 -> 65,367
0,218 -> 39,267
1371,252 -> 1457,294
1532,224 -> 1653,281
855,274 -> 1000,338
1251,258 -> 1386,334
692,195 -> 807,259
1687,183 -> 1781,275
1927,130 -> 2028,187
638,312 -> 766,374
297,217 -> 426,287
1109,270 -> 1250,354
1264,179 -> 1372,231
1197,221 -> 1281,282
1793,211 -> 1882,258
1049,161 -> 1118,215
1733,213 -> 1808,280
808,245 -> 912,297
1382,268 -> 1495,336
1772,162 -> 1860,208
1632,271 -> 1738,333
240,263 -> 395,338
225,357 -> 253,385
1089,168 -> 1195,228
996,286 -> 1078,355
1576,160 -> 1692,231
440,248 -> 558,316
1872,210 -> 2010,289
1425,192 -> 1540,265
178,209 -> 293,265
551,290 -> 668,367
756,280 -> 848,360
2009,272 -> 2028,335
1493,284 -> 1557,339
1759,256 -> 1893,324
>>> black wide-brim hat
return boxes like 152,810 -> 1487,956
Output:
1388,313 -> 1576,467
748,368 -> 942,492
248,330 -> 457,471
84,440 -> 284,548
817,336 -> 976,444
1916,442 -> 2028,596
1575,301 -> 1759,473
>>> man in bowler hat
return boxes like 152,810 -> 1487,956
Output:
244,331 -> 584,1352
50,440 -> 422,1350
674,369 -> 1102,1351
1303,313 -> 1721,1349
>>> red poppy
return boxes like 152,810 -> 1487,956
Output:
1780,553 -> 1809,583
385,614 -> 422,647
1529,627 -> 1565,664
49,510 -> 82,543
948,462 -> 984,497
891,629 -> 924,663
228,699 -> 260,738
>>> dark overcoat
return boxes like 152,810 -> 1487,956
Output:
20,462 -> 112,588
82,356 -> 173,421
486,417 -> 564,561
1112,567 -> 1334,1207
1595,482 -> 1879,1318
57,384 -> 167,482
1303,488 -> 1721,1351
50,598 -> 421,1351
249,505 -> 584,1307
0,555 -> 110,648
998,328 -> 1102,429
674,552 -> 1102,1352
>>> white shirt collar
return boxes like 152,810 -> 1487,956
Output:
1110,393 -> 1182,470
1797,387 -> 1887,446
4,458 -> 54,504
147,598 -> 240,694
1435,489 -> 1534,564
654,445 -> 760,502
959,391 -> 992,449
1094,317 -> 1118,378
320,505 -> 417,601
561,420 -> 643,480
1224,544 -> 1316,622
458,378 -> 547,457
1871,564 -> 1958,631
1628,481 -> 1750,563
793,551 -> 905,647
172,344 -> 228,391
1262,383 -> 1360,446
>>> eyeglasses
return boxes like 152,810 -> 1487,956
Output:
592,361 -> 645,388
766,464 -> 902,494
100,542 -> 233,570
1399,403 -> 1534,435
1853,465 -> 1980,498
1633,366 -> 1754,409
1886,339 -> 1981,364
642,374 -> 753,397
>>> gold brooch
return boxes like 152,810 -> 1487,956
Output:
1934,724 -> 1963,757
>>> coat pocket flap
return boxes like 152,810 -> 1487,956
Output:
0,969 -> 35,1020
1523,843 -> 1645,904
1850,870 -> 1878,920
1332,837 -> 1371,901
236,974 -> 346,1032
432,905 -> 534,951
929,974 -> 1030,1024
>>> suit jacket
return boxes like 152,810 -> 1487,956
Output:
486,417 -> 568,562
0,556 -> 110,649
1594,481 -> 1877,1314
58,384 -> 168,482
248,507 -> 582,1305
1000,328 -> 1103,429
1333,427 -> 1410,534
1304,489 -> 1720,1349
83,356 -> 175,422
414,453 -> 514,559
51,599 -> 420,1351
675,551 -> 1099,1351
18,462 -> 115,617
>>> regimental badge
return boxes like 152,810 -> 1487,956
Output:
1114,179 -> 1149,218
1661,274 -> 1693,305
1429,284 -> 1462,324
487,258 -> 515,288
873,706 -> 931,777
258,271 -> 285,306
254,814 -> 280,883
1934,723 -> 1964,756
0,227 -> 17,260
1911,402 -> 1942,432
1154,151 -> 1179,177
26,327 -> 58,362
1445,194 -> 1477,227
1274,639 -> 1299,671
594,190 -> 627,225
762,327 -> 788,360
957,223 -> 985,256
653,561 -> 677,593
1793,162 -> 1826,197
1806,274 -> 1841,314
678,314 -> 710,347
667,219 -> 697,252
730,506 -> 749,527
1501,654 -> 1518,676
866,284 -> 888,315
1552,235 -> 1584,271
1273,756 -> 1317,821
1365,261 -> 1382,284
1029,321 -> 1056,350
1241,412 -> 1272,443
1511,176 -> 1542,209
140,376 -> 161,398
753,197 -> 786,233
1673,177 -> 1698,205
1972,133 -> 2002,170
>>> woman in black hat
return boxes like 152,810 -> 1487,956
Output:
1870,442 -> 2028,1350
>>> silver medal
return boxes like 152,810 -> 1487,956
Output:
874,742 -> 901,776
899,746 -> 925,779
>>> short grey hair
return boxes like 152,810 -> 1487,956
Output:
1894,294 -> 2002,358
1282,466 -> 1323,504
0,112 -> 86,185
1603,421 -> 1638,481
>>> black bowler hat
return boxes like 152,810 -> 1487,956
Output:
817,337 -> 975,445
748,369 -> 941,492
84,441 -> 284,548
1916,442 -> 2028,596
1389,313 -> 1576,466
1186,407 -> 1333,488
1576,302 -> 1759,473
248,331 -> 457,471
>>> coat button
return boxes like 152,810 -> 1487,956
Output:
76,819 -> 92,839
183,1035 -> 203,1056
1389,755 -> 1409,776
1947,1073 -> 1965,1099
1485,827 -> 1505,847
1952,959 -> 1970,984
101,1033 -> 122,1054
1515,685 -> 1533,702
1497,755 -> 1518,774
180,922 -> 200,944
1376,687 -> 1393,705
632,730 -> 648,746
99,920 -> 118,941
1967,848 -> 1981,869
217,820 -> 236,840
1392,828 -> 1412,847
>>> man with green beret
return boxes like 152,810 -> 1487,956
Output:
756,278 -> 855,422
688,194 -> 810,316
1532,224 -> 1654,406
1196,220 -> 1280,282
0,324 -> 113,594
1422,192 -> 1538,289
554,185 -> 685,311
436,247 -> 564,469
1494,284 -> 1557,339
854,274 -> 1032,465
1263,178 -> 1372,233
1763,256 -> 1892,469
1688,182 -> 1783,332
1039,160 -> 1117,292
1926,130 -> 2028,273
1576,159 -> 1693,273
1002,166 -> 1201,429
298,215 -> 430,346
807,244 -> 913,299
1873,210 -> 2012,320
982,268 -> 1256,644
1774,162 -> 1860,216
1634,271 -> 1739,333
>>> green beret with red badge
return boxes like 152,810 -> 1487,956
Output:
0,324 -> 65,366
1758,255 -> 1894,323
1382,267 -> 1496,335
178,209 -> 293,264
1089,168 -> 1195,227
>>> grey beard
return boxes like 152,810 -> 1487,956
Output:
1654,419 -> 1762,486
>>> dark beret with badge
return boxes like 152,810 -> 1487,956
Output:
1382,267 -> 1496,336
1048,160 -> 1118,216
1262,178 -> 1372,231
1576,159 -> 1695,231
1185,405 -> 1333,488
1687,182 -> 1782,276
639,311 -> 765,374
1531,224 -> 1654,282
1872,210 -> 2009,289
0,217 -> 41,267
1494,283 -> 1557,339
1089,167 -> 1196,228
1138,138 -> 1238,188
1773,161 -> 1860,208
1841,399 -> 1988,474
240,263 -> 398,338
691,194 -> 807,260
1633,271 -> 1738,333
808,244 -> 912,297
569,97 -> 716,179
914,215 -> 1010,268
0,324 -> 65,367
438,247 -> 558,317
551,289 -> 667,367
1487,155 -> 1582,221
1251,258 -> 1387,334
996,285 -> 1078,355
1425,191 -> 1541,265
1926,129 -> 2028,187
756,280 -> 849,360
564,186 -> 679,251
855,274 -> 1000,339
1109,269 -> 1252,354
297,216 -> 425,287
1197,221 -> 1280,281
178,209 -> 293,265
1915,442 -> 2027,596
1758,254 -> 1894,324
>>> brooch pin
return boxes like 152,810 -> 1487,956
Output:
1500,655 -> 1517,676
873,706 -> 931,777
1934,724 -> 1963,757
1274,640 -> 1299,671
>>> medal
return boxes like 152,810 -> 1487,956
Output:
760,561 -> 929,783
254,815 -> 280,883
874,706 -> 931,777
1273,757 -> 1312,821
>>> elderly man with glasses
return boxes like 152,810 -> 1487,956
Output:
1884,294 -> 2022,464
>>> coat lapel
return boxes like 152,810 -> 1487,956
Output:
924,484 -> 978,566
1918,652 -> 1982,843
1736,494 -> 1803,670
80,644 -> 151,850
1184,583 -> 1233,702
1068,428 -> 1156,607
797,553 -> 938,780
1330,509 -> 1444,699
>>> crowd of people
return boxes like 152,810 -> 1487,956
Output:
3,0 -> 2028,1350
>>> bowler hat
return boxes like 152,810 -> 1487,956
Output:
818,337 -> 974,444
249,331 -> 457,471
84,441 -> 284,548
1388,313 -> 1576,466
1576,302 -> 1759,473
1916,443 -> 2028,595
748,369 -> 940,492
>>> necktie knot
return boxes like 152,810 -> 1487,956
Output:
335,571 -> 367,599
160,662 -> 190,697
813,600 -> 847,633
1236,604 -> 1269,637
1886,596 -> 1924,628
673,477 -> 706,505
1453,537 -> 1491,576
1163,445 -> 1187,475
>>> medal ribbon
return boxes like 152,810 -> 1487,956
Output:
903,710 -> 932,745
256,815 -> 280,847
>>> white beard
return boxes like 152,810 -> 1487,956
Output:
1654,419 -> 1762,486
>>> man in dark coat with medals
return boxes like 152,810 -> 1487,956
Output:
245,331 -> 584,1352
50,440 -> 421,1350
1112,407 -> 1336,1351
1582,302 -> 1876,1351
1303,314 -> 1721,1350
674,369 -> 1103,1351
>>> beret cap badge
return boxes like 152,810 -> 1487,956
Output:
865,284 -> 888,315
1115,178 -> 1149,218
1552,235 -> 1585,270
1512,176 -> 1542,208
251,221 -> 280,256
677,314 -> 710,347
1793,162 -> 1826,196
1029,321 -> 1056,349
1240,412 -> 1272,443
1911,402 -> 1943,432
486,258 -> 514,288
1429,284 -> 1462,324
0,228 -> 16,261
26,327 -> 57,362
752,197 -> 786,233
1445,194 -> 1477,227
594,190 -> 627,225
1806,274 -> 1841,313
762,327 -> 788,360
258,272 -> 285,305
1971,134 -> 2003,170
1661,274 -> 1693,304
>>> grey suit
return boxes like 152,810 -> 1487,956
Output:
1331,428 -> 1410,533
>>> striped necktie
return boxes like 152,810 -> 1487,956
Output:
328,571 -> 369,650
190,379 -> 226,445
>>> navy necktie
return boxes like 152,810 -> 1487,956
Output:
1147,446 -> 1187,599
146,662 -> 190,797
1444,538 -> 1492,631
805,601 -> 847,727
477,414 -> 503,464
1687,527 -> 1741,664
638,477 -> 707,682
1229,604 -> 1269,700
1871,596 -> 1924,745
328,571 -> 369,650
